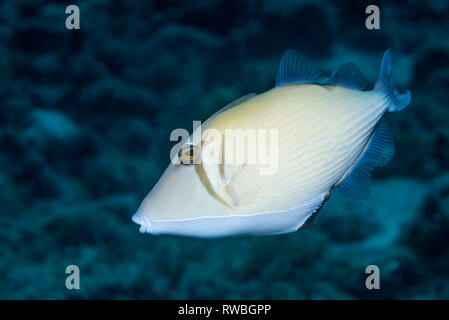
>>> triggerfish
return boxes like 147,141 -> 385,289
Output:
132,49 -> 411,237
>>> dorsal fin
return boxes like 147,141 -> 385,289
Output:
335,121 -> 395,200
325,62 -> 369,90
276,50 -> 323,86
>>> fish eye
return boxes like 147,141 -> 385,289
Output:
178,143 -> 200,165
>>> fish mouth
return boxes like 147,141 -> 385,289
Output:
132,212 -> 152,233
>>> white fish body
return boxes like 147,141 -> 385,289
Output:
132,50 -> 411,237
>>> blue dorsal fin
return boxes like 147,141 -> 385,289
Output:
336,121 -> 395,200
325,62 -> 369,90
275,50 -> 323,86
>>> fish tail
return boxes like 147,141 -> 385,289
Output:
374,49 -> 412,112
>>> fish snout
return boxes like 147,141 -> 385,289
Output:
132,212 -> 152,233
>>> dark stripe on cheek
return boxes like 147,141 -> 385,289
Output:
194,162 -> 232,209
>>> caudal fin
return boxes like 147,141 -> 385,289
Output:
374,49 -> 412,112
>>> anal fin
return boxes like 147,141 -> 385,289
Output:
335,121 -> 395,200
